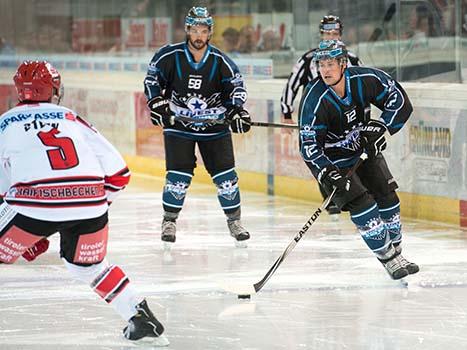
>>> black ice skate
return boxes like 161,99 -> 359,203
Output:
123,299 -> 169,346
378,251 -> 409,280
161,219 -> 176,243
394,244 -> 419,275
227,219 -> 250,247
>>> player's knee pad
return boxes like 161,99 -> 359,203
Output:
162,170 -> 193,212
377,192 -> 401,244
350,200 -> 391,256
63,258 -> 109,284
212,168 -> 240,212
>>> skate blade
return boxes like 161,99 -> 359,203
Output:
163,242 -> 174,251
398,278 -> 408,287
234,240 -> 248,248
131,334 -> 170,347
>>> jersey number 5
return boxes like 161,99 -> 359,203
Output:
37,129 -> 79,170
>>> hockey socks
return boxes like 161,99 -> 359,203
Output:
64,260 -> 142,321
350,203 -> 391,256
162,170 -> 192,213
379,201 -> 402,245
212,168 -> 240,213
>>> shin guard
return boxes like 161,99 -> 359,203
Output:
350,203 -> 391,258
212,168 -> 240,213
64,260 -> 142,321
379,201 -> 402,245
162,170 -> 192,213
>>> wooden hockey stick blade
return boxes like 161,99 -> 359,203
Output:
250,121 -> 298,129
218,279 -> 257,295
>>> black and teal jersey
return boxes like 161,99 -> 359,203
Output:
144,42 -> 247,140
298,66 -> 413,177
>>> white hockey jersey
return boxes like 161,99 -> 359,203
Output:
0,103 -> 130,221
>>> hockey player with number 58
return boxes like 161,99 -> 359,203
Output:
0,61 -> 169,345
144,7 -> 251,246
298,40 -> 419,280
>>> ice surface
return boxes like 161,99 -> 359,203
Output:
1,175 -> 467,349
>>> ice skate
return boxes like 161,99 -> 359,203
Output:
378,252 -> 409,280
123,299 -> 169,346
227,219 -> 250,248
161,219 -> 176,250
395,245 -> 419,275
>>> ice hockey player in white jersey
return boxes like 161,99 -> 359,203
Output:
0,60 -> 169,346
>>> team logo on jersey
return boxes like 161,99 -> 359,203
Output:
218,179 -> 239,201
187,97 -> 208,112
165,180 -> 189,200
300,125 -> 317,141
325,128 -> 361,152
230,73 -> 244,86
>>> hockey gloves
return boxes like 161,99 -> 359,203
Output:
318,166 -> 351,193
226,107 -> 251,133
148,96 -> 175,127
360,120 -> 388,158
283,111 -> 293,120
22,237 -> 50,262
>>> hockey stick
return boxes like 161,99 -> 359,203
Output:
172,116 -> 299,129
221,152 -> 368,296
250,121 -> 298,129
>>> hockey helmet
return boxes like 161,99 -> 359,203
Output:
313,40 -> 348,63
14,60 -> 62,103
319,15 -> 343,34
185,7 -> 214,32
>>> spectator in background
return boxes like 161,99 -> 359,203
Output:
409,4 -> 434,40
222,27 -> 240,54
257,27 -> 282,52
0,36 -> 15,55
238,25 -> 257,53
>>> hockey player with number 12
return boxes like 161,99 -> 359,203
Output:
298,40 -> 419,280
0,61 -> 169,345
144,6 -> 252,247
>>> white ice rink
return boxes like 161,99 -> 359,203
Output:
2,174 -> 467,350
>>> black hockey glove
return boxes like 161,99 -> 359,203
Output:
283,111 -> 293,120
226,107 -> 251,133
360,120 -> 388,158
147,96 -> 174,127
318,166 -> 351,192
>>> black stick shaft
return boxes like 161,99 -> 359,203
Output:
252,153 -> 368,293
251,121 -> 298,129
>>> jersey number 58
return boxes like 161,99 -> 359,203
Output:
188,78 -> 202,90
